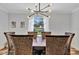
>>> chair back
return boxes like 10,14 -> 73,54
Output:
28,32 -> 37,39
65,32 -> 75,54
4,32 -> 15,54
46,35 -> 69,55
42,32 -> 51,39
10,35 -> 33,55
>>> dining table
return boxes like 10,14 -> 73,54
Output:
32,35 -> 46,47
32,35 -> 46,54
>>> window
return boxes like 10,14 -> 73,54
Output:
34,16 -> 44,35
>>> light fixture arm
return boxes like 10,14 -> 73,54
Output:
40,13 -> 48,17
40,4 -> 50,11
39,3 -> 40,11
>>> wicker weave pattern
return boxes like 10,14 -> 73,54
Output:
65,32 -> 75,55
28,32 -> 37,39
46,35 -> 69,55
42,32 -> 51,39
4,32 -> 15,54
11,35 -> 33,55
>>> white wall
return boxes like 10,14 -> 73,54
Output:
71,9 -> 79,50
28,16 -> 34,31
49,12 -> 72,34
0,10 -> 8,48
8,14 -> 29,34
49,11 -> 79,50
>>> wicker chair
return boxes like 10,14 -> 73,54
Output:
65,32 -> 75,55
10,35 -> 33,55
28,32 -> 37,39
4,32 -> 15,55
46,35 -> 70,55
42,32 -> 51,39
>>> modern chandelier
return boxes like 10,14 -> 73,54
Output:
26,3 -> 52,17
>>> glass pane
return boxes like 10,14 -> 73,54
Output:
34,16 -> 44,35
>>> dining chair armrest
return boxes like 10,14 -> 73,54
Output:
64,45 -> 69,55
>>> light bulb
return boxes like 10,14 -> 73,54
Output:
49,9 -> 52,12
31,10 -> 34,13
47,16 -> 51,18
27,16 -> 30,19
26,8 -> 28,10
26,8 -> 31,11
49,3 -> 52,6
35,3 -> 38,6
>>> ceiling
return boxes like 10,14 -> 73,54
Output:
0,3 -> 79,14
